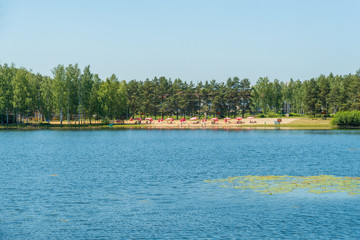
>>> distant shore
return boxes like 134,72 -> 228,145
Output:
0,118 -> 347,130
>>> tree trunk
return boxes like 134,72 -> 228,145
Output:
38,100 -> 41,123
67,94 -> 70,124
6,107 -> 9,125
60,109 -> 63,125
198,98 -> 201,116
81,106 -> 83,124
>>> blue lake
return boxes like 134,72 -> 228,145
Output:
0,129 -> 359,239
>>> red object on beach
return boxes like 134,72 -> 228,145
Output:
158,119 -> 161,123
247,117 -> 254,119
235,117 -> 243,120
165,118 -> 172,121
224,117 -> 231,120
145,117 -> 153,121
190,117 -> 198,121
160,118 -> 164,121
211,118 -> 219,121
171,118 -> 174,121
130,117 -> 133,121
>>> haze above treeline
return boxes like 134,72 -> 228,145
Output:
0,63 -> 359,125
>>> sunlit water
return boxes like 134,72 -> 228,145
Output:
0,129 -> 359,239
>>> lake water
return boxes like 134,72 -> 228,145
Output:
0,129 -> 359,239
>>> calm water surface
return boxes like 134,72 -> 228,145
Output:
0,129 -> 359,239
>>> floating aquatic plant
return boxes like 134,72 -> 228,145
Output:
204,175 -> 360,195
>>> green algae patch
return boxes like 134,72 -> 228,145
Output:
205,175 -> 360,195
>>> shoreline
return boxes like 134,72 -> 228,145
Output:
1,118 -> 358,130
0,126 -> 349,131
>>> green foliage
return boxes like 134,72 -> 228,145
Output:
52,64 -> 66,124
268,112 -> 279,118
1,62 -> 360,126
331,111 -> 360,126
303,78 -> 320,117
98,74 -> 127,121
257,112 -> 279,118
40,76 -> 54,121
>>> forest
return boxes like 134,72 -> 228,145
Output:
1,63 -> 360,125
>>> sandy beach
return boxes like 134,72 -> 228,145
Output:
124,118 -> 298,128
3,117 -> 335,130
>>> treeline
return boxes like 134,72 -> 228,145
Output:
1,63 -> 360,125
0,64 -> 126,124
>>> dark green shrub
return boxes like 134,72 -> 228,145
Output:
289,113 -> 301,117
267,112 -> 278,118
101,118 -> 110,124
331,111 -> 360,126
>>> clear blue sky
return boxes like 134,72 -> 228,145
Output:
1,0 -> 359,84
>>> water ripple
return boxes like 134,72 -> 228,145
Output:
0,130 -> 360,239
